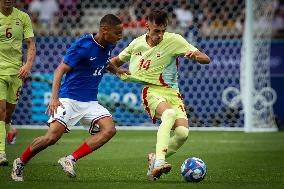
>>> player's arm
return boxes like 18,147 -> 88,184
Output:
173,34 -> 210,64
108,56 -> 130,75
185,50 -> 210,64
46,62 -> 71,116
19,12 -> 36,80
18,37 -> 36,80
108,39 -> 135,75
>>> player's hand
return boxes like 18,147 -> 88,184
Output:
18,64 -> 32,80
116,68 -> 131,76
46,98 -> 63,117
184,51 -> 197,60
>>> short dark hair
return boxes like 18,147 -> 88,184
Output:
100,14 -> 122,26
146,10 -> 168,26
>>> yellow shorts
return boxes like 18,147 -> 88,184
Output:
141,85 -> 188,123
0,75 -> 22,104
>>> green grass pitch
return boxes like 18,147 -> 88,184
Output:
1,129 -> 284,189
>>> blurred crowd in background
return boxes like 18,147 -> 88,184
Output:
16,0 -> 284,38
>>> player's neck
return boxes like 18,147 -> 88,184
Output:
93,33 -> 107,48
146,34 -> 159,47
0,7 -> 13,16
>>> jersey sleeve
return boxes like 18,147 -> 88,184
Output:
63,42 -> 87,68
22,13 -> 34,39
172,34 -> 198,56
118,40 -> 135,62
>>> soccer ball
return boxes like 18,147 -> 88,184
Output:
181,157 -> 207,182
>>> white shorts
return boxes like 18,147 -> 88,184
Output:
47,98 -> 112,134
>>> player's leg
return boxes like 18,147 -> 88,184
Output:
154,102 -> 176,161
162,93 -> 188,158
0,100 -> 8,166
11,121 -> 65,181
58,101 -> 115,177
74,116 -> 115,160
166,118 -> 189,158
165,94 -> 189,158
0,76 -> 8,166
144,86 -> 190,180
25,121 -> 65,161
59,117 -> 115,178
5,102 -> 17,145
142,87 -> 176,180
83,116 -> 116,151
149,102 -> 176,180
5,76 -> 22,145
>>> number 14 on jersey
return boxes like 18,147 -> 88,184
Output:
139,59 -> 152,70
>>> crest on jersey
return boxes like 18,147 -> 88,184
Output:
157,52 -> 162,58
15,18 -> 21,26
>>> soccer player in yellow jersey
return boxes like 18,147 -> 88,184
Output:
0,0 -> 36,166
110,10 -> 210,180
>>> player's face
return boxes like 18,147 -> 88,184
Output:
0,0 -> 14,9
146,21 -> 167,46
104,24 -> 123,45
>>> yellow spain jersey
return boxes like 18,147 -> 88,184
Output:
118,32 -> 197,90
0,8 -> 34,75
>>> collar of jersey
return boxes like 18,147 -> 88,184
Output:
92,33 -> 105,48
0,7 -> 15,18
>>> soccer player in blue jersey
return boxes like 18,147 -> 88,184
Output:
11,14 -> 124,182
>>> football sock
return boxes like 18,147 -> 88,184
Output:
20,146 -> 34,164
166,126 -> 189,158
0,121 -> 5,153
156,109 -> 176,160
71,142 -> 93,161
6,123 -> 16,144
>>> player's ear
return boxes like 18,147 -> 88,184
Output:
145,22 -> 150,31
101,26 -> 108,35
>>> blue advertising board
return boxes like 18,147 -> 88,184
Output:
13,37 -> 284,126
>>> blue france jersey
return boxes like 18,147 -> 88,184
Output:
59,34 -> 114,101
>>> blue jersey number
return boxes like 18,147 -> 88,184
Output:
93,66 -> 105,76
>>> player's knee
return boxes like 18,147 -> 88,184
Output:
5,113 -> 12,123
101,126 -> 116,139
0,107 -> 6,120
161,109 -> 176,119
106,126 -> 116,138
175,126 -> 189,142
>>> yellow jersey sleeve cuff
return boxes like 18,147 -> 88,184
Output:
119,73 -> 130,80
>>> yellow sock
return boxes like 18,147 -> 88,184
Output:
0,121 -> 6,153
166,126 -> 189,158
156,109 -> 176,160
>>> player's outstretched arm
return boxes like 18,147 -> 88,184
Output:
185,50 -> 210,64
46,62 -> 71,117
108,56 -> 130,76
18,37 -> 36,80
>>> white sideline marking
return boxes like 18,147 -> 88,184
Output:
13,125 -> 278,132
